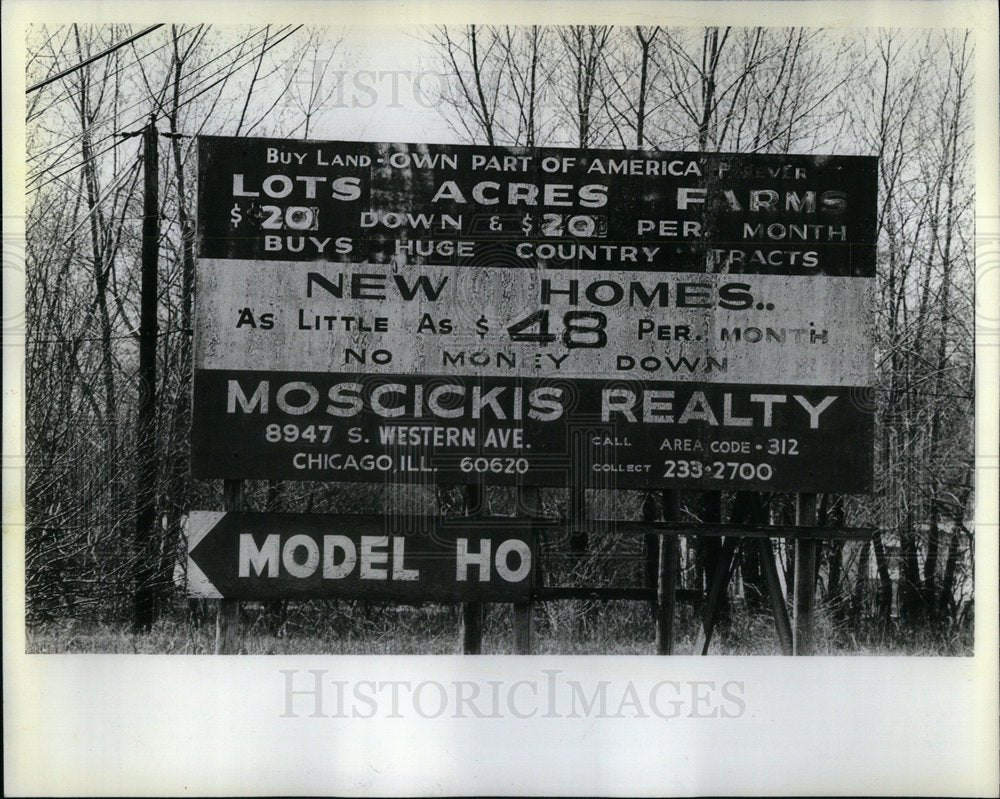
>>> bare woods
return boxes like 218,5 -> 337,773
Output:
24,24 -> 973,649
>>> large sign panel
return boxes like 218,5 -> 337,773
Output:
194,136 -> 876,492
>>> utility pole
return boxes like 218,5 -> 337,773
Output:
133,117 -> 159,632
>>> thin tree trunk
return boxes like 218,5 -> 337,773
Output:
872,533 -> 894,624
73,26 -> 117,443
851,539 -> 871,623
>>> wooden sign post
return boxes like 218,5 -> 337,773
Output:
513,485 -> 539,654
216,479 -> 242,654
460,482 -> 484,654
656,490 -> 680,655
794,493 -> 819,655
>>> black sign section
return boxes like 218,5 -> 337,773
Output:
192,370 -> 874,492
198,136 -> 877,277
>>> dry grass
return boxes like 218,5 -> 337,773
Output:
24,599 -> 973,656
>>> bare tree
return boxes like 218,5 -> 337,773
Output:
428,25 -> 503,145
596,26 -> 661,149
23,23 -> 976,645
428,25 -> 557,147
551,25 -> 613,147
649,27 -> 856,153
280,27 -> 347,139
843,29 -> 975,625
24,23 -> 321,624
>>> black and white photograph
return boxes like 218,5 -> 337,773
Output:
4,0 -> 998,795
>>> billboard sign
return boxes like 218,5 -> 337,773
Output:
194,136 -> 876,491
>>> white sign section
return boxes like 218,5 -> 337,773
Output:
196,259 -> 873,386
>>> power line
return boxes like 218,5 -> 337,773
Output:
27,25 -> 201,127
170,25 -> 303,117
26,25 -> 165,94
28,136 -> 134,195
28,24 -> 303,195
27,26 -> 271,175
26,25 -> 286,191
27,24 -> 263,169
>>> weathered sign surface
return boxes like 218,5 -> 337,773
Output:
186,511 -> 534,602
194,136 -> 876,491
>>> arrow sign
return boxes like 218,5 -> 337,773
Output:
186,511 -> 534,602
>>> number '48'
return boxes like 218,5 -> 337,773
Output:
507,310 -> 607,349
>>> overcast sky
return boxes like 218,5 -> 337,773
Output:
281,26 -> 459,144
